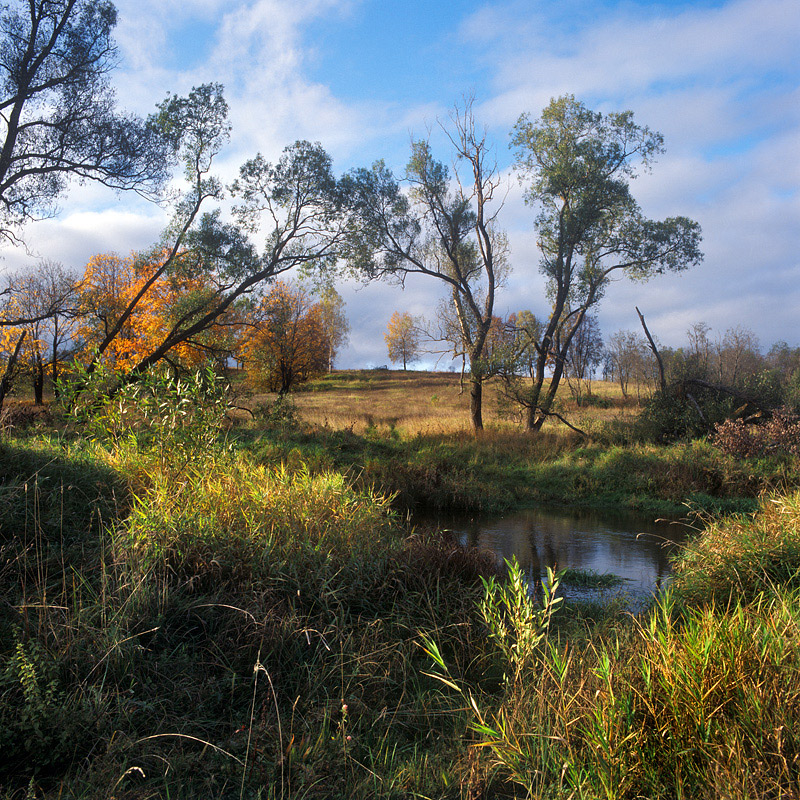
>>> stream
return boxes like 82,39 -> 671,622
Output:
427,506 -> 691,607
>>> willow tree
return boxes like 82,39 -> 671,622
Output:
505,95 -> 702,431
345,102 -> 507,431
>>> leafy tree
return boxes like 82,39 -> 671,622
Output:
507,95 -> 702,431
77,249 -> 236,372
0,0 -> 171,240
76,83 -> 348,387
384,311 -> 422,370
238,281 -> 327,394
346,100 -> 507,430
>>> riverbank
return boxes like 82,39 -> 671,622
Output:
242,422 -> 788,517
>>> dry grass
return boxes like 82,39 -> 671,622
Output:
241,369 -> 642,436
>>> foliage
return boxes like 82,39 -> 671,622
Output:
384,310 -> 422,370
711,410 -> 800,459
563,313 -> 604,403
62,362 -> 231,476
238,280 -> 329,394
345,100 -> 507,430
673,490 -> 800,606
1,261 -> 80,403
0,0 -> 172,237
478,559 -> 563,686
504,95 -> 702,430
77,249 -> 236,371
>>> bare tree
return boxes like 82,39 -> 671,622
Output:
345,98 -> 508,431
3,260 -> 80,402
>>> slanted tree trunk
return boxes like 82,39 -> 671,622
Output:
0,331 -> 26,413
636,306 -> 666,393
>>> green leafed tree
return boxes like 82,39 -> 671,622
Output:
0,0 -> 171,240
345,100 -> 508,430
504,95 -> 703,431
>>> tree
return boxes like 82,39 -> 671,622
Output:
238,281 -> 327,394
77,249 -> 237,372
317,285 -> 349,372
605,330 -> 648,398
562,313 -> 603,404
346,99 -> 507,430
716,325 -> 761,387
0,0 -> 170,240
3,260 -> 79,402
76,83 -> 348,388
507,95 -> 702,431
384,311 -> 421,370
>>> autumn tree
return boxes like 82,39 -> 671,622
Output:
346,100 -> 507,430
3,261 -> 80,402
75,83 -> 349,391
385,311 -> 422,370
238,281 -> 327,394
507,95 -> 702,431
77,249 -> 237,372
0,0 -> 171,240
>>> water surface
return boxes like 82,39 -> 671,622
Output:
429,506 -> 690,602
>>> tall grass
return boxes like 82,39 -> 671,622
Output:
4,368 -> 800,797
0,430 -> 495,797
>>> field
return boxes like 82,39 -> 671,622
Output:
2,369 -> 800,798
247,369 -> 640,436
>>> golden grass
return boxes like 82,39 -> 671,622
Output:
242,369 -> 644,436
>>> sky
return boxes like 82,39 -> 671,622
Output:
4,0 -> 799,368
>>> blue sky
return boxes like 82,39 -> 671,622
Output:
5,0 -> 799,368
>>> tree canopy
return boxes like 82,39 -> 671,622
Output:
345,101 -> 507,429
505,95 -> 703,430
0,0 -> 171,239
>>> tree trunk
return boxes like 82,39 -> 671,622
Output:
470,375 -> 483,431
0,331 -> 26,414
33,359 -> 44,405
636,307 -> 666,393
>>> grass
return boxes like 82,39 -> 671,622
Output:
424,496 -> 800,799
244,368 -> 640,437
2,368 -> 800,797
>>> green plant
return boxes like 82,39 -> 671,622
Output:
252,394 -> 299,431
479,559 -> 563,686
61,363 -> 231,471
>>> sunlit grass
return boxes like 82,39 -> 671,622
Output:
242,368 -> 640,436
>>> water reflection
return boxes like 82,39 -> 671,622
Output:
431,507 -> 689,594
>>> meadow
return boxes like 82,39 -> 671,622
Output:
1,369 -> 800,798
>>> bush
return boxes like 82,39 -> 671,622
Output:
711,410 -> 800,459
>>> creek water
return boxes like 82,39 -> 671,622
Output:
426,506 -> 691,604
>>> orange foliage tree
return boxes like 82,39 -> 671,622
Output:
78,250 -> 240,372
237,281 -> 328,395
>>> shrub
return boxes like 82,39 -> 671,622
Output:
711,409 -> 800,459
